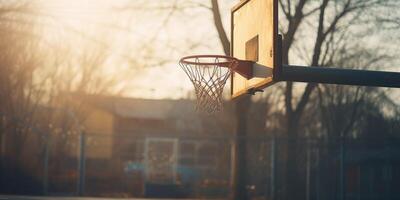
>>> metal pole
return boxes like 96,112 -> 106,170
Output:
0,123 -> 6,188
43,133 -> 50,195
316,146 -> 320,200
77,132 -> 86,196
270,136 -> 276,200
384,141 -> 390,200
339,138 -> 345,200
280,65 -> 400,88
306,139 -> 311,200
357,165 -> 361,200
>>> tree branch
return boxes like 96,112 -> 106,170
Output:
285,81 -> 293,114
294,83 -> 317,118
279,0 -> 291,20
311,0 -> 329,66
282,0 -> 308,62
210,0 -> 230,55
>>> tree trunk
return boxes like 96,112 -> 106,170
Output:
208,1 -> 250,199
282,32 -> 303,200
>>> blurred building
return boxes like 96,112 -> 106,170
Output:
73,94 -> 242,197
2,94 -> 400,199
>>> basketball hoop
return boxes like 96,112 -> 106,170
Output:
179,55 -> 238,114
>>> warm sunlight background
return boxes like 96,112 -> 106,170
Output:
34,0 -> 399,100
36,0 -> 234,99
2,1 -> 400,199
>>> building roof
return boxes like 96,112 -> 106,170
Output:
73,93 -> 266,135
81,94 -> 199,120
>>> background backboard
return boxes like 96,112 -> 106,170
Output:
231,0 -> 278,98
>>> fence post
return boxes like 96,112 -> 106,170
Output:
43,133 -> 50,195
270,136 -> 276,200
316,144 -> 320,200
306,138 -> 311,200
77,131 -> 86,196
384,140 -> 390,199
339,138 -> 345,200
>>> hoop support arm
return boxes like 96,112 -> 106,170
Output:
234,60 -> 254,79
279,65 -> 400,88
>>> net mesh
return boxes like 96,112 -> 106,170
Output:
180,56 -> 236,114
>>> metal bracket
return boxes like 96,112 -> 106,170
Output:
247,88 -> 264,95
234,60 -> 254,79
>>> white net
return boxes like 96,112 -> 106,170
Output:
180,56 -> 237,114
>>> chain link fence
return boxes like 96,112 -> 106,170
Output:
1,132 -> 400,199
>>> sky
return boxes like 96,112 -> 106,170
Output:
37,0 -> 234,99
36,0 -> 400,100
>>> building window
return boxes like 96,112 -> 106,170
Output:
118,139 -> 144,162
179,141 -> 196,167
178,141 -> 218,170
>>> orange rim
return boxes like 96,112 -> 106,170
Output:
179,55 -> 238,67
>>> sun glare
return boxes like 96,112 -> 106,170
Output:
41,0 -> 106,24
38,0 -> 113,37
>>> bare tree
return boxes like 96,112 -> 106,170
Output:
207,1 -> 253,199
276,0 -> 400,199
0,1 -> 44,161
0,1 -> 135,183
316,40 -> 393,138
106,0 -> 400,200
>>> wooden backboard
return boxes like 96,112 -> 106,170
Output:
231,0 -> 278,98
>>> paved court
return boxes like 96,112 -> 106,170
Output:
0,196 -> 206,200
